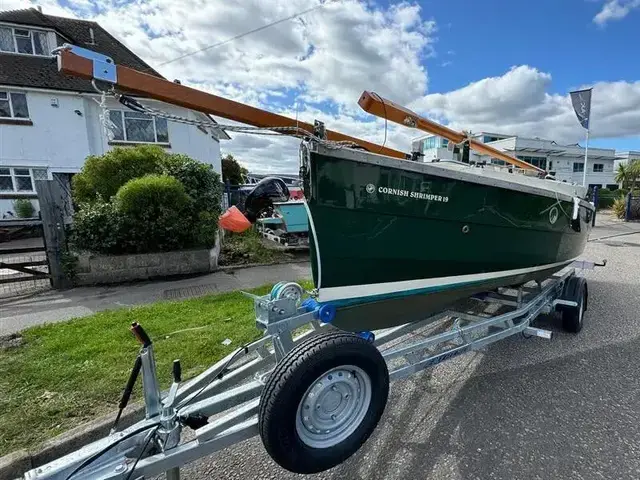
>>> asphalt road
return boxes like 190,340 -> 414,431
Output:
172,226 -> 640,480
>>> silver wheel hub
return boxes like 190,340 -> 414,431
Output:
296,365 -> 372,448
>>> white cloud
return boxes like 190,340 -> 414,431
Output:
411,65 -> 640,144
593,0 -> 640,25
3,0 -> 434,172
0,0 -> 74,16
3,0 -> 640,173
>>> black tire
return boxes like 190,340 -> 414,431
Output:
258,332 -> 389,474
558,276 -> 588,333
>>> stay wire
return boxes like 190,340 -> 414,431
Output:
176,344 -> 251,411
124,425 -> 161,480
64,422 -> 160,480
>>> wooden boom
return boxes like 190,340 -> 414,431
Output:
358,91 -> 544,173
56,47 -> 406,160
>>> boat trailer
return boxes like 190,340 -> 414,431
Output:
23,260 -> 604,479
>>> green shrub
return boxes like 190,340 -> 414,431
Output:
160,154 -> 222,213
115,174 -> 189,214
71,146 -> 223,255
597,194 -> 619,210
71,201 -> 122,254
613,197 -> 627,219
114,175 -> 192,253
72,145 -> 165,203
13,199 -> 35,218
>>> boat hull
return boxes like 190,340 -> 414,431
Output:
302,145 -> 594,331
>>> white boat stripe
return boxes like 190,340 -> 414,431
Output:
317,259 -> 576,303
302,198 -> 322,290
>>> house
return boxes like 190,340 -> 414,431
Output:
412,132 -> 619,189
0,7 -> 229,217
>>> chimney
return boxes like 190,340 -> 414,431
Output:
89,27 -> 95,44
36,6 -> 43,12
174,79 -> 182,84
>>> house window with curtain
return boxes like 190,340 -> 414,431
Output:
108,110 -> 169,144
0,26 -> 49,55
0,91 -> 29,118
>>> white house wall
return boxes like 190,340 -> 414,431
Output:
550,155 -> 616,186
0,89 -> 90,170
85,97 -> 222,174
1,89 -> 222,175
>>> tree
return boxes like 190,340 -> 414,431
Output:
615,163 -> 628,187
222,154 -> 248,185
617,161 -> 640,191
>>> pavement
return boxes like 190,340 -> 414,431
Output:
169,217 -> 640,480
0,262 -> 311,336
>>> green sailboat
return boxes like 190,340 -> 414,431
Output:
292,92 -> 595,331
301,141 -> 593,331
229,92 -> 594,333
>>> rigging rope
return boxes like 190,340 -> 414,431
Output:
93,88 -> 360,151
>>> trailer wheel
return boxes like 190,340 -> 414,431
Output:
258,332 -> 389,474
558,276 -> 588,333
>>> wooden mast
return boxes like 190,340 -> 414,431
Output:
56,47 -> 407,160
358,91 -> 544,173
56,46 -> 543,173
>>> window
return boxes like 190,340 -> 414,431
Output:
593,163 -> 604,173
517,155 -> 547,170
573,162 -> 584,172
422,136 -> 448,150
0,91 -> 29,118
0,167 -> 45,192
0,26 -> 49,56
548,160 -> 553,170
109,110 -> 169,143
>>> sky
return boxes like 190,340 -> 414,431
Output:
2,0 -> 640,173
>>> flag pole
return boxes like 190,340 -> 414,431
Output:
583,128 -> 589,187
569,87 -> 593,188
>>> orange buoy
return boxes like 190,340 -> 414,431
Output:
219,206 -> 252,232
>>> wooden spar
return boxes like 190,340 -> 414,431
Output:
56,48 -> 407,160
358,91 -> 545,173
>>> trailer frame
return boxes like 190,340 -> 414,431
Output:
22,261 -> 602,480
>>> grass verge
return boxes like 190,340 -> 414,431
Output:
0,280 -> 312,457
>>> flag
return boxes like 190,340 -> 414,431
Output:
569,88 -> 592,130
